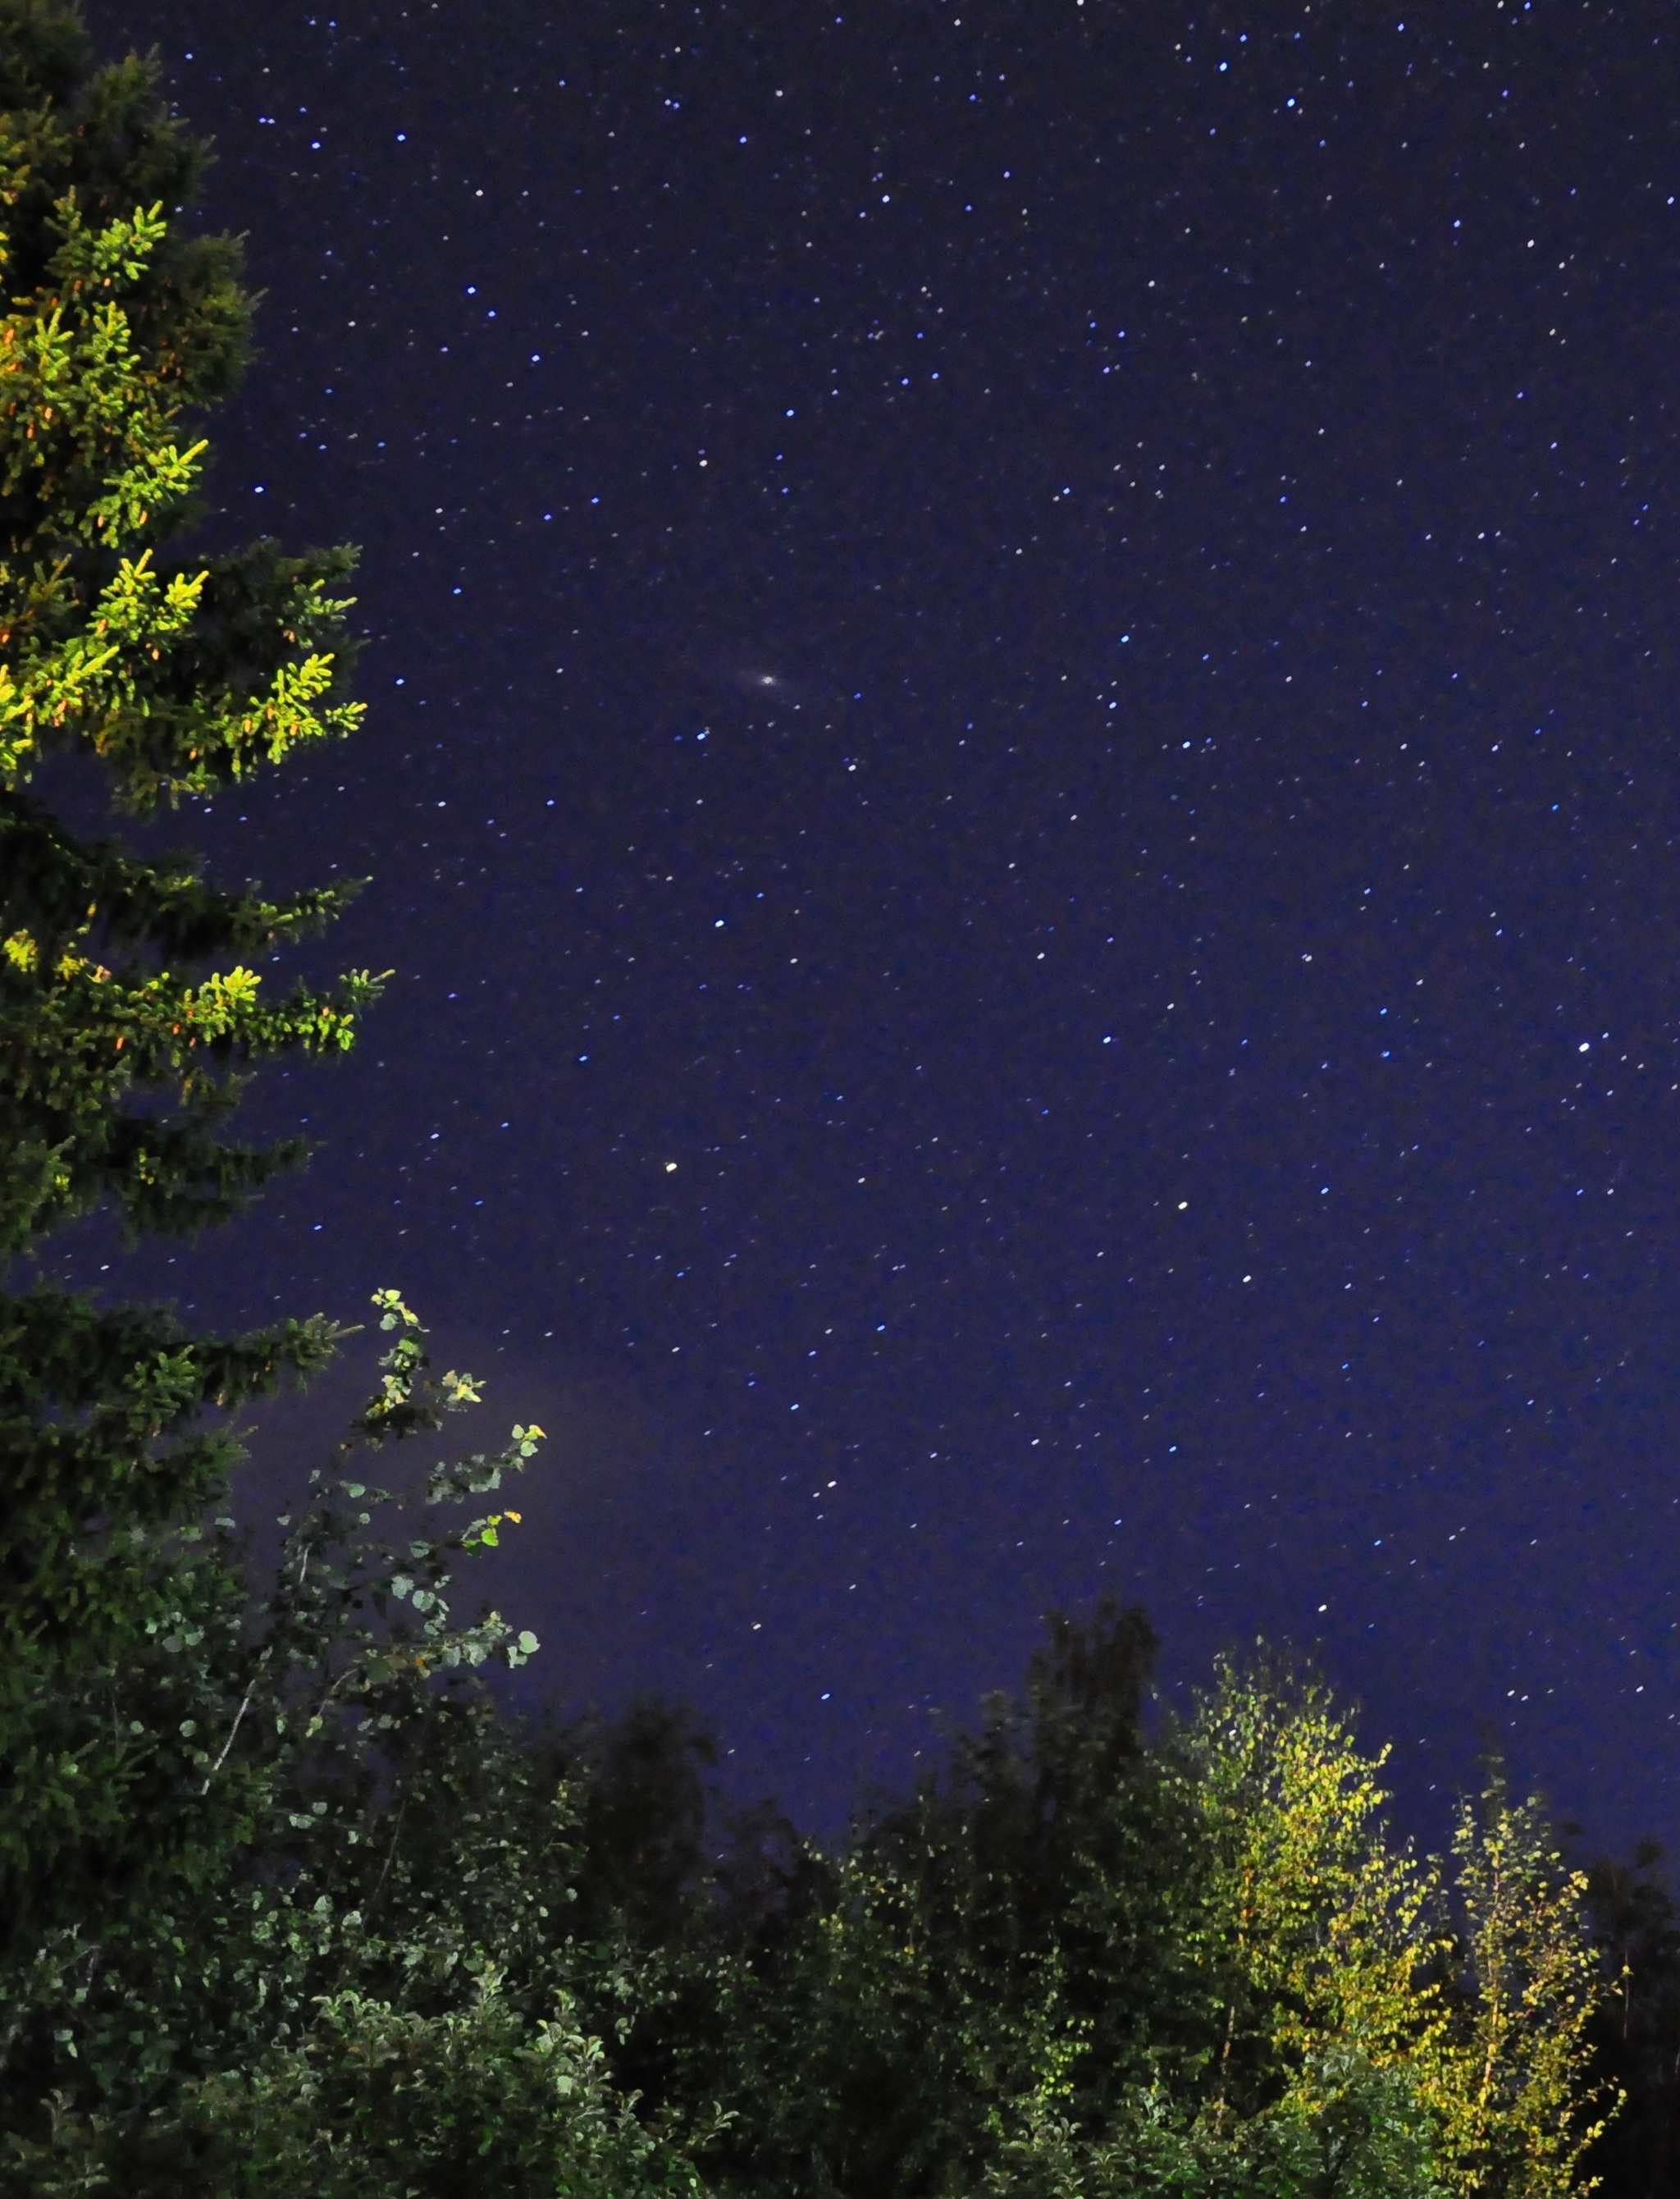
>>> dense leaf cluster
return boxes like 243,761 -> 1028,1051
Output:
611,1614 -> 1609,2199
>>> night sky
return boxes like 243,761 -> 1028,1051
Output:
62,0 -> 1680,1852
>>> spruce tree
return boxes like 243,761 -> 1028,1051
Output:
0,0 -> 375,2017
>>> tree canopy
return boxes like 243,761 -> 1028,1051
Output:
0,0 -> 387,2014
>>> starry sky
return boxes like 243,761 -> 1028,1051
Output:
65,0 -> 1680,1851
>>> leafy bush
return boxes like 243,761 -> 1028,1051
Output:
11,1977 -> 709,2197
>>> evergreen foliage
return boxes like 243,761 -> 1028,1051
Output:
0,0 -> 381,1990
0,8 -> 637,2181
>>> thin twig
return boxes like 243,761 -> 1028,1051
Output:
202,1651 -> 269,1793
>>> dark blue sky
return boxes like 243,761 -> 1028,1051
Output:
66,0 -> 1680,1850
